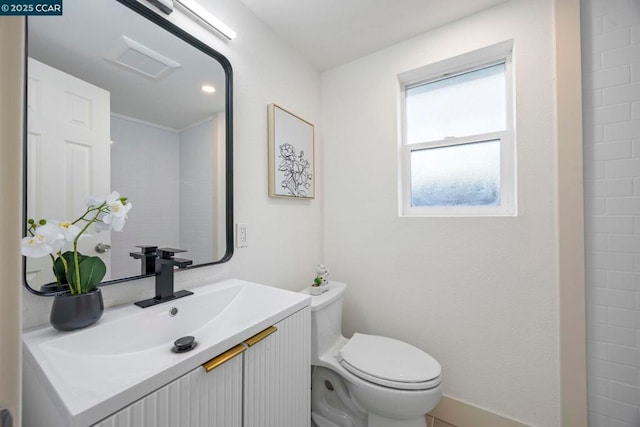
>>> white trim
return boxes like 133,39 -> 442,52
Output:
179,115 -> 215,132
110,112 -> 179,133
429,395 -> 527,427
398,39 -> 514,87
405,58 -> 507,91
398,45 -> 516,217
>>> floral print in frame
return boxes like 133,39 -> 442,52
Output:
268,104 -> 315,199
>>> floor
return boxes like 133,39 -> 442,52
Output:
425,415 -> 457,427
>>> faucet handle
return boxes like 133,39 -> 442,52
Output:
137,245 -> 158,254
130,245 -> 158,259
157,248 -> 188,259
172,257 -> 193,269
130,245 -> 158,275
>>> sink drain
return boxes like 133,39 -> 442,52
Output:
173,336 -> 197,353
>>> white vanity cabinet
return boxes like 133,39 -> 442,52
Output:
92,307 -> 310,427
93,354 -> 243,427
244,305 -> 310,427
23,279 -> 311,427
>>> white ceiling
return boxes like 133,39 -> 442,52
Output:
238,0 -> 509,70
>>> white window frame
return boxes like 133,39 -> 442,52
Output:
398,42 -> 516,217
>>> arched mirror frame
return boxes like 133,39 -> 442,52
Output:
22,0 -> 234,296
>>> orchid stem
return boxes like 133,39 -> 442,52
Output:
72,203 -> 105,293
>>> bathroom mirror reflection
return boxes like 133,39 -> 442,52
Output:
24,0 -> 233,295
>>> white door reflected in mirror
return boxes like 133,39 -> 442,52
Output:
26,58 -> 112,289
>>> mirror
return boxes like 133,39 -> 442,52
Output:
23,0 -> 233,295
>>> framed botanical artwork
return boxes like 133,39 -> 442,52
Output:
268,104 -> 315,199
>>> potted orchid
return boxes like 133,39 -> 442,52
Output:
22,191 -> 132,331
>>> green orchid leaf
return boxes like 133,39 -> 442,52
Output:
66,253 -> 104,293
78,257 -> 106,293
64,251 -> 89,287
53,251 -> 85,285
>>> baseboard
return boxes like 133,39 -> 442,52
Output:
429,395 -> 528,427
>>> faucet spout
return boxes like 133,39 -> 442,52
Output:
134,247 -> 193,308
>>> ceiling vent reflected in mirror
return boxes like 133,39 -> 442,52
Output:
105,36 -> 181,80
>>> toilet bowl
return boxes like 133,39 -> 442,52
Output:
301,282 -> 442,427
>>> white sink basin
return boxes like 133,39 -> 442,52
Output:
42,281 -> 245,356
23,279 -> 310,427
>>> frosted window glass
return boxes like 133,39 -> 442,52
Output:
406,63 -> 506,143
411,140 -> 500,207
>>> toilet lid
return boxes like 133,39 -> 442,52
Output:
338,333 -> 441,390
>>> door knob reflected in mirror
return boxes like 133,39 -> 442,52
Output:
95,243 -> 111,254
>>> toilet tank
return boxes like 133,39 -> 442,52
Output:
300,281 -> 347,363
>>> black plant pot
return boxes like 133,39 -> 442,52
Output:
50,288 -> 104,331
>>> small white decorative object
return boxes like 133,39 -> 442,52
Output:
310,264 -> 330,295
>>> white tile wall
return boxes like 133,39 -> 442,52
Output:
110,115 -> 222,275
178,118 -> 216,266
583,1 -> 640,426
110,115 -> 180,278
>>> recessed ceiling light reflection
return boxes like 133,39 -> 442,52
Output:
201,85 -> 215,94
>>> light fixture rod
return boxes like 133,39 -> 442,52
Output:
174,0 -> 236,40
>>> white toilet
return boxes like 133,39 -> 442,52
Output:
301,281 -> 442,427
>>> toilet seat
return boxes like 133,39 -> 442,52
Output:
337,333 -> 441,391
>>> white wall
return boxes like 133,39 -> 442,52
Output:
582,0 -> 640,426
22,0 -> 322,328
199,0 -> 323,288
110,115 -> 181,278
321,0 -> 559,425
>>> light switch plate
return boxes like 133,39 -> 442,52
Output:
236,223 -> 248,248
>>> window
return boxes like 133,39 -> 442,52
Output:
400,46 -> 515,216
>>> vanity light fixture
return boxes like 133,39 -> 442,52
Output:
174,0 -> 237,40
146,0 -> 174,14
201,84 -> 216,93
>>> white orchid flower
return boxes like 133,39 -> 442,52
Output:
50,220 -> 81,243
85,194 -> 105,208
99,191 -> 132,232
21,234 -> 53,258
94,212 -> 111,233
107,191 -> 130,217
20,222 -> 62,257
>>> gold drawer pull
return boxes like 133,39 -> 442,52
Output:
245,326 -> 277,347
202,344 -> 247,373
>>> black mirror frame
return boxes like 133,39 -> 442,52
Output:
22,0 -> 234,296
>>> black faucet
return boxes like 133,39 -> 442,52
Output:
134,247 -> 193,308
